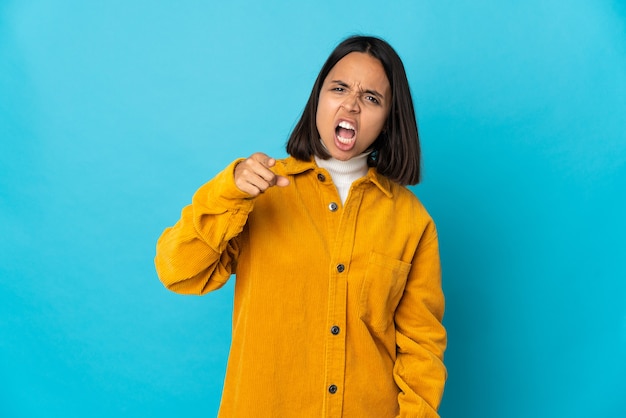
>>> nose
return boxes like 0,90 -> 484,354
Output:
341,92 -> 361,113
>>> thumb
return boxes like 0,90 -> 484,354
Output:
250,152 -> 274,168
275,175 -> 290,187
263,155 -> 276,168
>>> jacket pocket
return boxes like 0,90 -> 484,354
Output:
358,252 -> 412,333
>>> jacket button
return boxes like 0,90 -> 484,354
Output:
328,202 -> 338,212
317,173 -> 326,182
336,264 -> 345,273
330,325 -> 340,335
328,384 -> 338,394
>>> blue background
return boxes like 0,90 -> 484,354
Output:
1,1 -> 625,417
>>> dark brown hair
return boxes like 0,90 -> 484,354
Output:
286,35 -> 421,185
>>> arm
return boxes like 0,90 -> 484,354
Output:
154,153 -> 290,295
394,220 -> 447,417
154,159 -> 254,294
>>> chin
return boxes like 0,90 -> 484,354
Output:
328,149 -> 354,161
334,154 -> 353,161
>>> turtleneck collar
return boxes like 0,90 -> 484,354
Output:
315,151 -> 370,204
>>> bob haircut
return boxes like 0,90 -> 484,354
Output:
286,35 -> 421,185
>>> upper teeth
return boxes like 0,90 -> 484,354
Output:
338,121 -> 355,131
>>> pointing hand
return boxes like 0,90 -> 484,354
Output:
234,153 -> 290,197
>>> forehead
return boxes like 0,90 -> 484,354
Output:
325,52 -> 390,91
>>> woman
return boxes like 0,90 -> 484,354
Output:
155,35 -> 446,417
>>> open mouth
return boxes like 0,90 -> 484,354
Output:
335,121 -> 356,145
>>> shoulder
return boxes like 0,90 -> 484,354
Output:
393,183 -> 427,210
387,181 -> 437,232
372,169 -> 429,212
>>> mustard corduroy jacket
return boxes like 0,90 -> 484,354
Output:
155,157 -> 447,417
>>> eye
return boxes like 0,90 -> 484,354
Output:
365,95 -> 380,105
332,87 -> 345,92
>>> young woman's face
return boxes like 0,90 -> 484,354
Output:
316,52 -> 391,161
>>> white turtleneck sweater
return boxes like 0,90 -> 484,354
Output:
315,152 -> 370,204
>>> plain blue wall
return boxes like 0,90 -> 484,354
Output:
1,1 -> 625,417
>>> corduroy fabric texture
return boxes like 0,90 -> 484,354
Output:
155,156 -> 447,418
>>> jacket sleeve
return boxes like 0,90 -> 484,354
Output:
154,159 -> 254,295
393,220 -> 447,418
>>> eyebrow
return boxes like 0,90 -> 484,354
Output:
330,79 -> 386,100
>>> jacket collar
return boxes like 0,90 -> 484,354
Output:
280,156 -> 394,199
